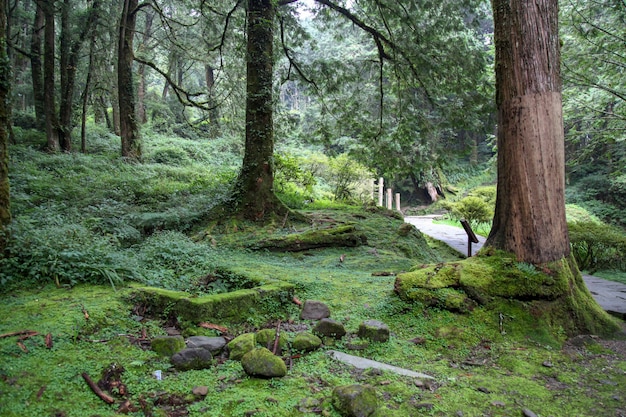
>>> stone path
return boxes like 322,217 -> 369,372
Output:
405,215 -> 626,319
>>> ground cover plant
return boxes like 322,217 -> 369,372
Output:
1,131 -> 625,417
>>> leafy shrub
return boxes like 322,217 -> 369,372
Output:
449,196 -> 493,226
148,146 -> 192,166
568,221 -> 626,273
468,186 -> 496,205
326,154 -> 374,202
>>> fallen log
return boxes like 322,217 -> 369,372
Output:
251,225 -> 367,252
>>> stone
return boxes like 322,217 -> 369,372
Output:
241,347 -> 287,378
171,347 -> 213,371
313,318 -> 346,339
292,332 -> 323,352
228,333 -> 256,361
192,386 -> 208,396
151,335 -> 185,357
255,329 -> 288,353
186,336 -> 227,354
301,300 -> 331,320
327,350 -> 434,380
522,409 -> 538,417
357,320 -> 390,342
332,384 -> 378,417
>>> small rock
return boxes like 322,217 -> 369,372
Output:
151,335 -> 185,357
241,347 -> 287,378
415,403 -> 433,410
332,384 -> 378,417
313,318 -> 347,339
298,397 -> 322,413
357,320 -> 390,343
171,347 -> 213,371
542,361 -> 553,368
455,411 -> 464,417
522,408 -> 538,417
491,401 -> 505,407
477,386 -> 490,394
228,333 -> 256,361
301,300 -> 331,320
410,337 -> 427,345
192,386 -> 208,396
186,336 -> 227,354
292,332 -> 323,352
255,329 -> 288,353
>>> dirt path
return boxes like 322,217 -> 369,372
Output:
405,215 -> 626,319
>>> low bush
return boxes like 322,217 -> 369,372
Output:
568,221 -> 626,273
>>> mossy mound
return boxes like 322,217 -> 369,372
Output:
395,251 -> 622,338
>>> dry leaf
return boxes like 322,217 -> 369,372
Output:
17,341 -> 28,353
198,322 -> 228,333
292,296 -> 302,306
45,333 -> 53,348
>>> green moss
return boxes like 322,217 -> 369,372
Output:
255,329 -> 288,351
228,333 -> 256,360
151,335 -> 185,356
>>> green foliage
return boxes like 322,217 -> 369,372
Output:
446,195 -> 493,226
326,154 -> 373,202
568,221 -> 626,273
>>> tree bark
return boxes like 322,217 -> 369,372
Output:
30,2 -> 45,130
230,0 -> 287,221
0,0 -> 11,251
486,0 -> 569,263
38,0 -> 60,151
118,0 -> 141,159
136,10 -> 153,125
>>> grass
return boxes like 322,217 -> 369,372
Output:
1,128 -> 625,416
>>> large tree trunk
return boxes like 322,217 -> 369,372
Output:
486,0 -> 569,263
230,0 -> 287,222
118,0 -> 141,159
30,2 -> 45,130
0,0 -> 11,252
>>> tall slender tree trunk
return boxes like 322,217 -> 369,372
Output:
231,0 -> 287,221
30,3 -> 45,130
0,0 -> 11,251
205,64 -> 219,138
118,0 -> 141,159
39,0 -> 60,151
136,10 -> 153,125
486,0 -> 569,263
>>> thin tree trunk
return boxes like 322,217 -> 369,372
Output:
205,64 -> 219,137
118,0 -> 141,159
136,10 -> 153,125
30,2 -> 45,130
486,0 -> 569,263
0,0 -> 11,252
81,31 -> 96,153
39,0 -> 60,151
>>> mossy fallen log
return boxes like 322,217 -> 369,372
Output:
251,224 -> 367,252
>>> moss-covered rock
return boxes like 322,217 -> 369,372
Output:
227,333 -> 256,360
252,224 -> 367,252
292,332 -> 323,352
255,329 -> 288,353
171,347 -> 213,371
313,318 -> 346,339
332,384 -> 378,417
357,320 -> 390,342
241,347 -> 287,378
151,335 -> 185,357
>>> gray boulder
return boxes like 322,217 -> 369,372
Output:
171,347 -> 213,371
332,384 -> 378,417
357,320 -> 390,342
241,347 -> 287,378
301,300 -> 331,320
313,318 -> 346,339
186,336 -> 227,354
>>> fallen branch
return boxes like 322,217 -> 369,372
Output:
272,320 -> 282,355
82,372 -> 115,404
0,330 -> 38,339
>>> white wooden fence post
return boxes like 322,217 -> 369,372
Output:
386,188 -> 393,210
378,177 -> 384,206
395,193 -> 401,212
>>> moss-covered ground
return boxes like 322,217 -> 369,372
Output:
1,209 -> 625,417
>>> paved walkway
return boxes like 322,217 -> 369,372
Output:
405,215 -> 626,319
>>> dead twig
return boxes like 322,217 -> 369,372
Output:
0,330 -> 38,339
272,320 -> 282,355
82,372 -> 115,404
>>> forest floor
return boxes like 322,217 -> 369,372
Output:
1,208 -> 625,417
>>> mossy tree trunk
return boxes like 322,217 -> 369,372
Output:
118,0 -> 141,160
0,0 -> 11,252
38,0 -> 60,151
484,0 -> 620,335
229,0 -> 289,222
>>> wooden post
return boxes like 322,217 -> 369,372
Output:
386,188 -> 393,210
460,218 -> 479,257
395,193 -> 401,212
378,177 -> 384,206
